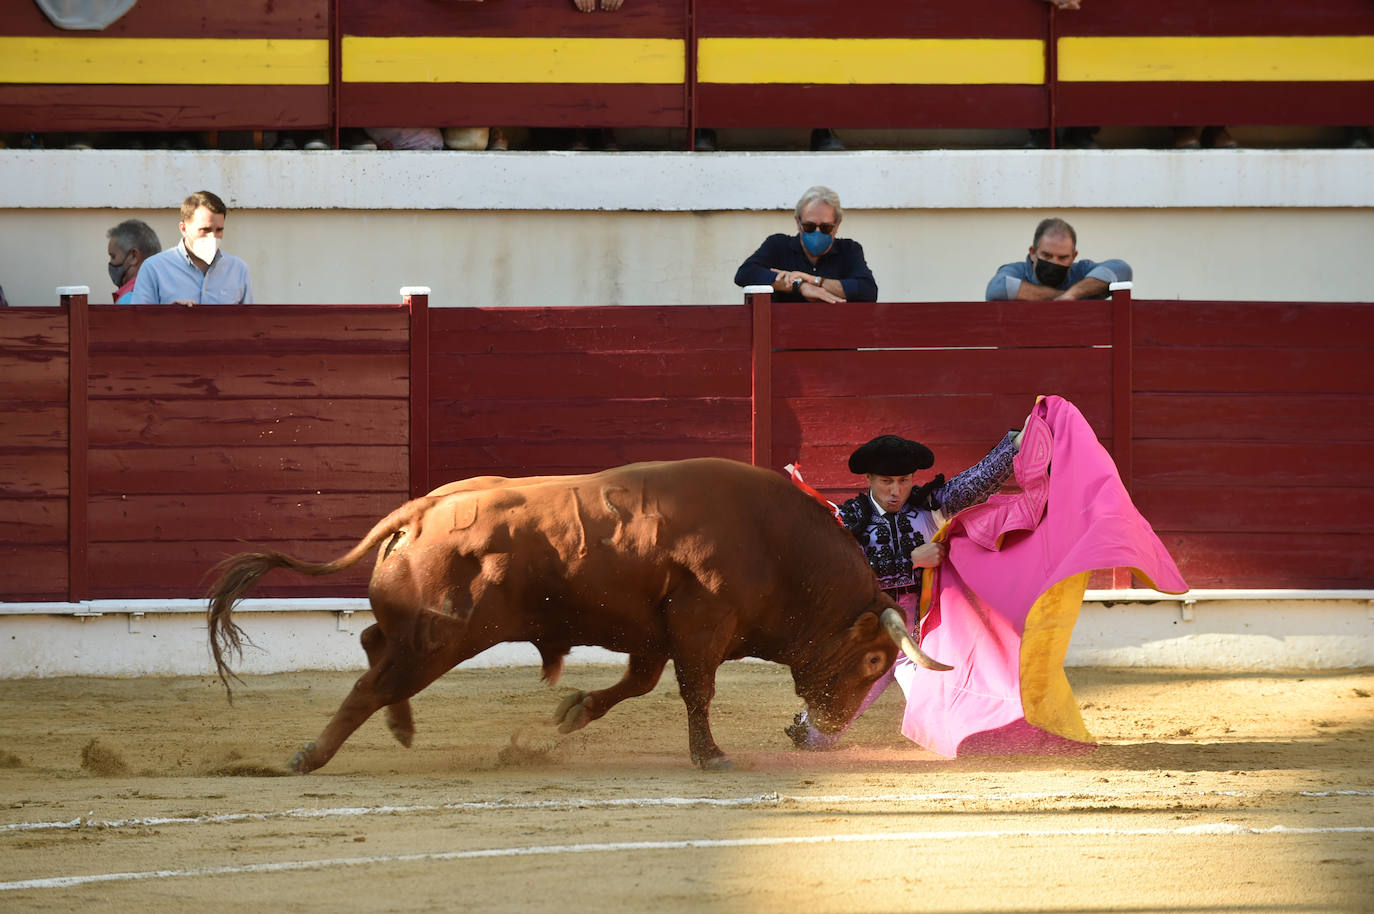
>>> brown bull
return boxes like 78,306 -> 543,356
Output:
207,457 -> 948,772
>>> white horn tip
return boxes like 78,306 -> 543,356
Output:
881,607 -> 952,672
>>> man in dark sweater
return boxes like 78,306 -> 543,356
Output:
734,185 -> 878,303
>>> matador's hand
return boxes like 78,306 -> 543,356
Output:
910,541 -> 947,569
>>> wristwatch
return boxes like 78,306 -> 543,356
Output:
792,278 -> 803,293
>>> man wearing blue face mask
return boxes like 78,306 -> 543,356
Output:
985,217 -> 1131,301
734,185 -> 878,303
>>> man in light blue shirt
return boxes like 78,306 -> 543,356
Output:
985,217 -> 1131,301
130,190 -> 254,305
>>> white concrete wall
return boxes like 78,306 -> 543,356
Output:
2,149 -> 1371,308
2,594 -> 1370,678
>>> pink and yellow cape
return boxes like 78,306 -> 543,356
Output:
901,395 -> 1189,756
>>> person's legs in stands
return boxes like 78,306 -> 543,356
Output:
810,128 -> 845,151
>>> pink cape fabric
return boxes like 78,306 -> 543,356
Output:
900,395 -> 1189,756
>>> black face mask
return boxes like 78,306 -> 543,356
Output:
1033,257 -> 1070,287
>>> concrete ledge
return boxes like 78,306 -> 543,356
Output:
3,591 -> 1369,678
2,149 -> 1370,211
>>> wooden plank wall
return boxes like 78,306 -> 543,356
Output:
695,0 -> 1050,129
82,305 -> 410,598
0,308 -> 69,600
1130,301 -> 1374,589
3,298 -> 1370,600
425,305 -> 751,488
340,0 -> 687,129
0,0 -> 329,133
1053,0 -> 1374,127
3,0 -> 1369,136
768,300 -> 1115,494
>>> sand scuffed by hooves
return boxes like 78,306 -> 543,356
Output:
496,724 -> 564,767
202,747 -> 292,777
79,738 -> 130,776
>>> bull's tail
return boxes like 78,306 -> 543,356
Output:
206,497 -> 436,698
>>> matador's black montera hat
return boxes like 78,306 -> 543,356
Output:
847,435 -> 935,476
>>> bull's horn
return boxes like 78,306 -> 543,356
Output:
881,607 -> 953,672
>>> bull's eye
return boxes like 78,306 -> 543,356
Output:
865,651 -> 885,672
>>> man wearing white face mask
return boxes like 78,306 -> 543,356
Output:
130,190 -> 254,306
734,185 -> 877,304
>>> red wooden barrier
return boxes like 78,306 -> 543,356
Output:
404,286 -> 430,500
0,299 -> 71,600
425,304 -> 751,488
765,298 -> 1114,491
1,292 -> 1369,599
86,303 -> 409,597
756,291 -> 1374,589
1129,299 -> 1374,589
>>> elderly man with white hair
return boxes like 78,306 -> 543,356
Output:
734,185 -> 878,304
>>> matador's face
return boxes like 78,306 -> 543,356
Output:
867,473 -> 916,514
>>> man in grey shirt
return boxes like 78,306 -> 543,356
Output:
130,190 -> 254,306
986,217 -> 1131,301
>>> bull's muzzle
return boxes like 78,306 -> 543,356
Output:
881,607 -> 953,672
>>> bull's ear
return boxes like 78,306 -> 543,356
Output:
847,610 -> 883,641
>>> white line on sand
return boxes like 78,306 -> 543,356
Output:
3,823 -> 1373,892
4,788 -> 1372,834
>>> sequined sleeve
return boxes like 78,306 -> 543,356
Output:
934,430 -> 1019,516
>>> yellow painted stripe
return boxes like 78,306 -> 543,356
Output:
0,37 -> 327,85
699,38 -> 1044,85
342,36 -> 684,84
1059,36 -> 1374,82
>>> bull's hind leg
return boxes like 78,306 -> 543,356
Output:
553,652 -> 667,734
672,656 -> 729,771
291,615 -> 475,774
359,623 -> 415,747
660,582 -> 737,770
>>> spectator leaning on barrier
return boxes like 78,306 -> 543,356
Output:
105,219 -> 162,304
130,191 -> 254,306
734,185 -> 878,303
985,217 -> 1131,301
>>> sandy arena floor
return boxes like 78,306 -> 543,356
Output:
1,662 -> 1371,912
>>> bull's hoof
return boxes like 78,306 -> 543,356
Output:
288,742 -> 316,774
696,754 -> 734,772
552,687 -> 585,725
783,711 -> 810,749
385,717 -> 414,748
553,691 -> 593,734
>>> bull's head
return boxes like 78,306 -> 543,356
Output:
792,607 -> 951,734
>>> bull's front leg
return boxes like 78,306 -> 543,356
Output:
672,658 -> 730,771
553,652 -> 667,734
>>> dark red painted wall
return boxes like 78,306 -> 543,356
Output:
1,293 -> 1369,599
